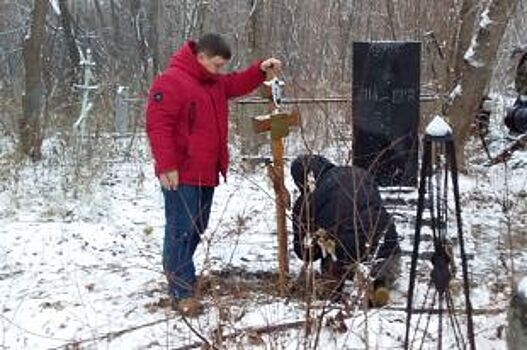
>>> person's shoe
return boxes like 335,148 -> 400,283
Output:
174,297 -> 204,317
368,279 -> 390,307
369,286 -> 390,307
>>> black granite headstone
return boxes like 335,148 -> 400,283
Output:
352,42 -> 420,187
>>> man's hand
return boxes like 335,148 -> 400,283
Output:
160,170 -> 179,191
261,58 -> 282,74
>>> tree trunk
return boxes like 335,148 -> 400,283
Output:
58,0 -> 80,84
507,277 -> 527,350
131,0 -> 148,85
445,0 -> 519,168
92,0 -> 106,28
452,0 -> 478,80
412,0 -> 421,38
247,0 -> 265,62
110,0 -> 120,49
192,0 -> 209,38
20,0 -> 49,160
385,0 -> 398,41
148,0 -> 161,77
240,0 -> 267,159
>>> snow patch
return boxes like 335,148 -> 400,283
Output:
464,36 -> 485,68
479,8 -> 492,29
426,115 -> 453,137
464,6 -> 493,67
117,85 -> 127,94
49,0 -> 61,15
482,98 -> 494,111
2,117 -> 527,349
449,83 -> 463,101
518,276 -> 527,299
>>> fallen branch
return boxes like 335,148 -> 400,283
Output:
50,315 -> 176,349
172,305 -> 507,350
383,306 -> 505,315
50,303 -> 504,350
486,133 -> 527,166
51,311 -> 305,350
172,320 -> 307,350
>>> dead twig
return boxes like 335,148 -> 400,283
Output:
50,315 -> 176,349
486,133 -> 527,166
172,320 -> 307,350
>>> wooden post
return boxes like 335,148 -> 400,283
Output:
252,109 -> 300,296
272,135 -> 288,295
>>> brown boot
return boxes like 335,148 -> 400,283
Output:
368,279 -> 390,308
369,286 -> 390,307
175,297 -> 204,317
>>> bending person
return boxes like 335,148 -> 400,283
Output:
291,155 -> 401,305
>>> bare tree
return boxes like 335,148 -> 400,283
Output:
110,0 -> 120,46
247,0 -> 266,62
3,0 -> 526,165
385,0 -> 398,40
148,0 -> 161,76
131,0 -> 148,85
58,0 -> 80,84
20,0 -> 49,160
92,0 -> 106,28
444,0 -> 520,167
452,0 -> 479,81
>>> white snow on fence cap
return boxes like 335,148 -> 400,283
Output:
426,115 -> 452,137
518,276 -> 527,299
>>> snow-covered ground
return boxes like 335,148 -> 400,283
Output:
1,124 -> 526,349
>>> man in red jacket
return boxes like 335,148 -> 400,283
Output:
146,33 -> 280,316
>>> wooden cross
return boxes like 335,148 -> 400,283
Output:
251,74 -> 300,296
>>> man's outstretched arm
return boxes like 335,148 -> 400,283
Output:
223,58 -> 282,98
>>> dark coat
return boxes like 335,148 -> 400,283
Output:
505,97 -> 527,134
146,41 -> 265,186
291,155 -> 400,265
515,52 -> 527,96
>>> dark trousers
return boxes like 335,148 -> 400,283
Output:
162,185 -> 214,299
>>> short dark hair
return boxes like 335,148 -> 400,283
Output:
196,33 -> 232,60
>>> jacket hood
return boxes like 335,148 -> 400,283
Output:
291,155 -> 335,193
168,41 -> 219,83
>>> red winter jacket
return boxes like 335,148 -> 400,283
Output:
146,41 -> 265,186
